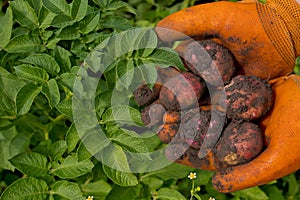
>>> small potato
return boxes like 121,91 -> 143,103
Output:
141,100 -> 166,127
225,75 -> 273,121
214,121 -> 264,167
159,72 -> 206,110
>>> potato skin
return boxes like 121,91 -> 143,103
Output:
225,75 -> 273,121
214,121 -> 264,167
176,39 -> 236,86
159,72 -> 206,111
141,100 -> 166,127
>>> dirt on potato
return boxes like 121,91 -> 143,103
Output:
225,75 -> 273,121
159,72 -> 206,111
214,121 -> 264,167
176,39 -> 236,86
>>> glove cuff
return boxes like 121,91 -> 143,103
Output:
256,0 -> 300,67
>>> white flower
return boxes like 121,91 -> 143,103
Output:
86,196 -> 94,200
188,172 -> 197,180
209,197 -> 215,200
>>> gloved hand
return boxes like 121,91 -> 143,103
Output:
155,0 -> 300,80
213,75 -> 300,192
154,0 -> 300,193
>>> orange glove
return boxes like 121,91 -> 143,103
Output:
155,0 -> 300,80
155,0 -> 300,193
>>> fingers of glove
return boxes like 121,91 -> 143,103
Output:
212,75 -> 300,193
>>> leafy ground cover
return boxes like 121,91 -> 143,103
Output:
0,0 -> 299,199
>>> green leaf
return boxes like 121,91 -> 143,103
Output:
156,188 -> 186,200
71,0 -> 88,21
78,12 -> 100,34
9,152 -> 49,178
4,34 -> 46,53
103,16 -> 132,31
106,185 -> 141,200
66,123 -> 79,153
0,124 -> 18,170
42,0 -> 71,16
10,0 -> 39,30
56,98 -> 73,118
51,181 -> 83,200
101,105 -> 143,126
54,46 -> 72,72
39,7 -> 57,30
14,64 -> 49,84
77,126 -> 110,161
107,1 -> 137,15
140,177 -> 163,191
283,173 -> 299,196
42,79 -> 60,109
102,164 -> 138,187
0,177 -> 48,200
233,187 -> 269,200
101,144 -> 138,186
51,154 -> 94,179
110,129 -> 149,154
9,134 -> 31,159
263,185 -> 285,200
0,7 -> 13,50
16,83 -> 42,115
50,140 -> 67,161
149,163 -> 193,181
51,14 -> 74,28
20,53 -> 60,75
28,0 -> 43,14
116,59 -> 134,90
144,47 -> 184,70
56,26 -> 81,40
82,180 -> 111,198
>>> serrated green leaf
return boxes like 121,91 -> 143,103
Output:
9,152 -> 49,178
107,1 -> 137,15
0,124 -> 18,170
102,147 -> 138,186
82,180 -> 112,198
28,0 -> 42,14
66,123 -> 79,153
0,177 -> 48,200
54,46 -> 72,72
42,79 -> 60,109
116,59 -> 134,90
51,181 -> 83,200
16,83 -> 42,115
39,7 -> 57,30
50,140 -> 67,161
106,185 -> 141,200
103,15 -> 132,31
0,7 -> 13,50
77,127 -> 110,161
10,0 -> 39,30
42,0 -> 71,16
101,105 -> 143,126
4,34 -> 46,53
156,188 -> 186,200
144,47 -> 184,70
72,0 -> 88,21
78,12 -> 100,34
14,64 -> 49,84
9,134 -> 31,158
51,154 -> 94,179
110,129 -> 149,154
56,98 -> 73,118
51,14 -> 74,28
56,26 -> 80,40
20,53 -> 60,75
58,72 -> 77,91
233,187 -> 269,200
